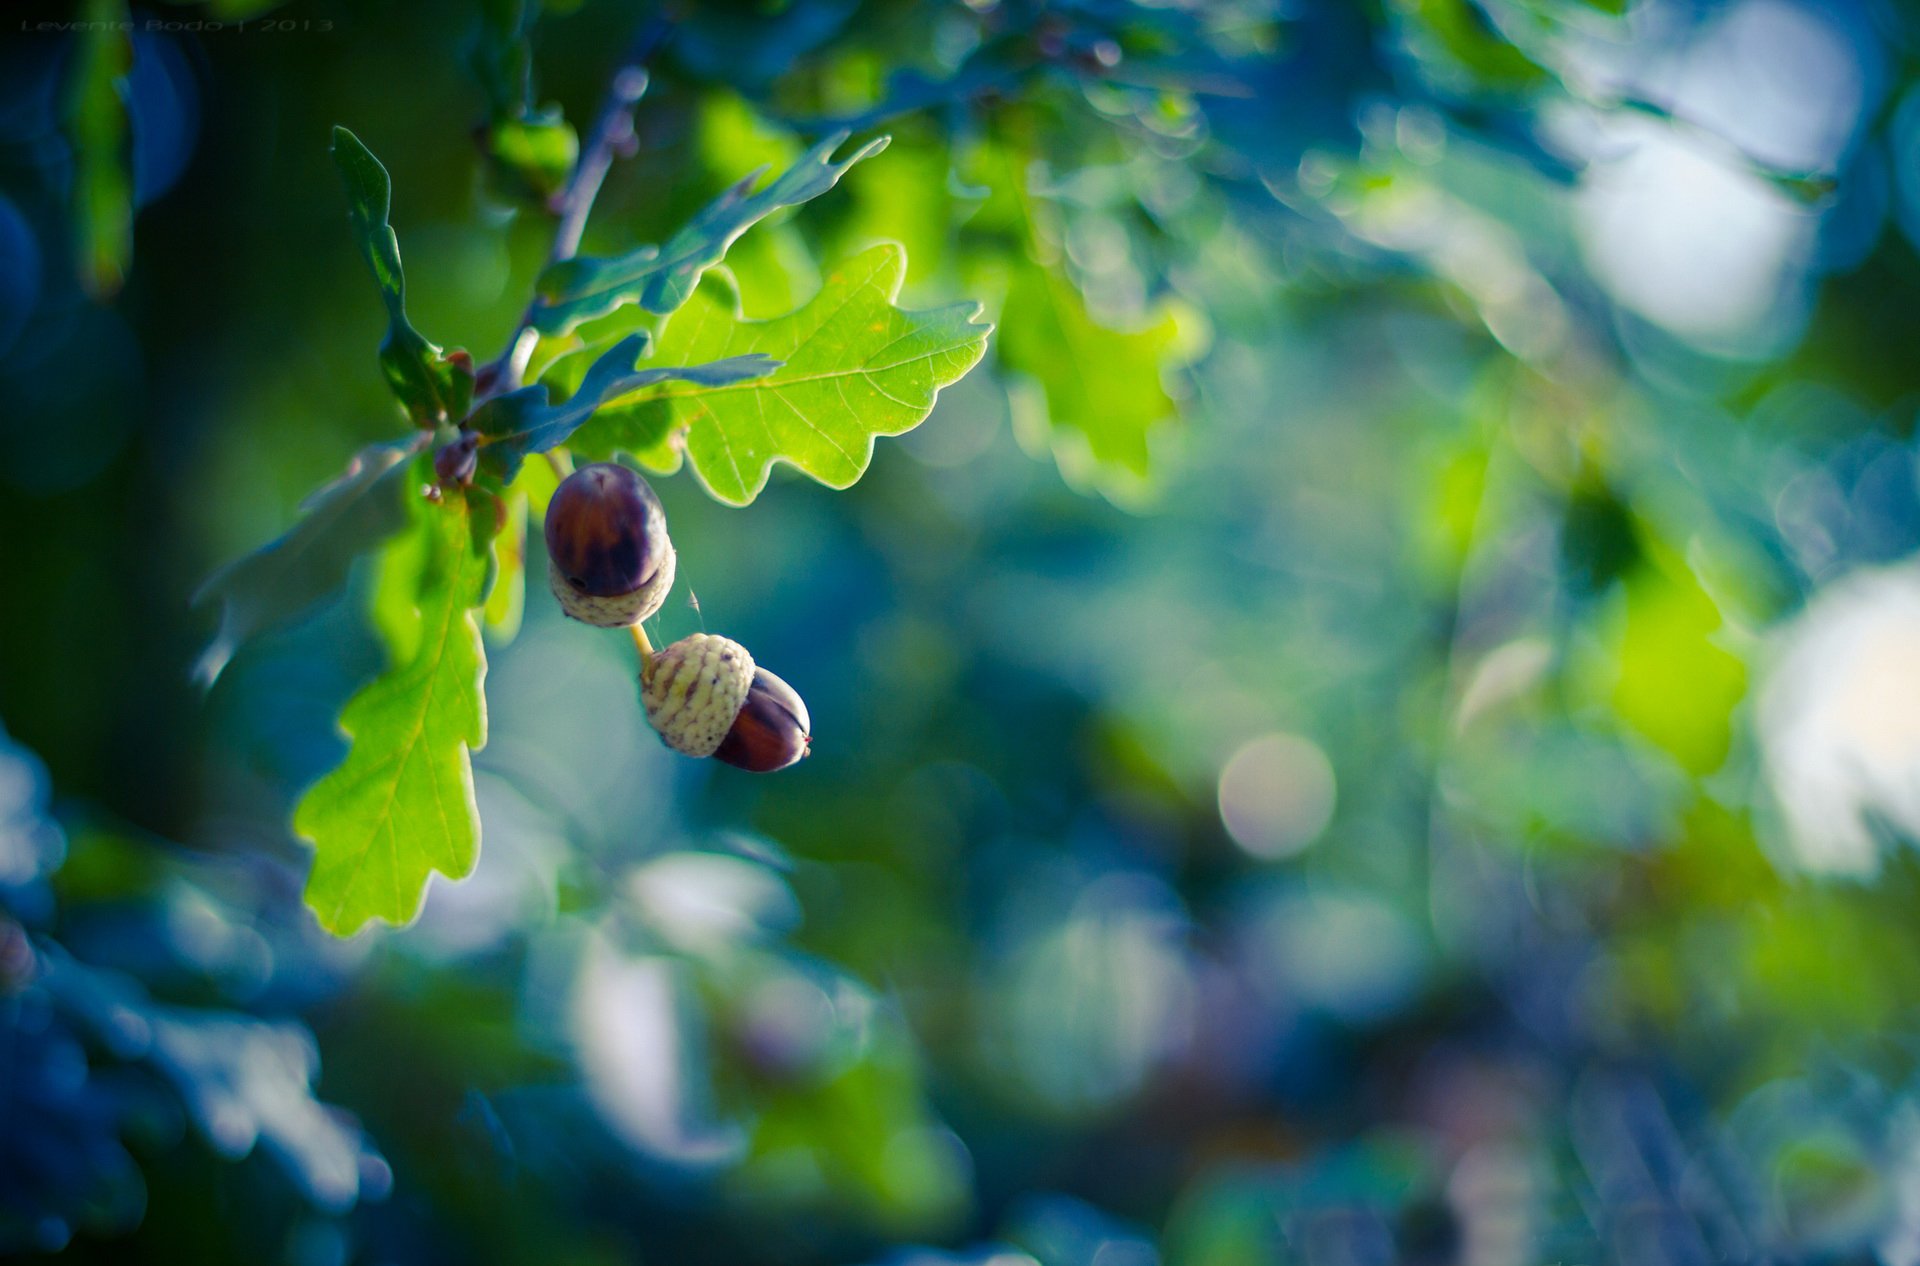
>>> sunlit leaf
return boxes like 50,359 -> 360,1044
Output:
1606,548 -> 1747,776
483,488 -> 528,643
531,132 -> 890,335
998,260 -> 1181,492
365,486 -> 436,666
694,94 -> 820,313
192,439 -> 422,685
469,333 -> 780,482
486,113 -> 579,200
295,480 -> 495,935
571,244 -> 990,505
1412,439 -> 1489,582
697,92 -> 802,193
331,126 -> 474,427
837,129 -> 956,286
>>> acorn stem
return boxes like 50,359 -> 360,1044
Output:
628,621 -> 654,668
543,449 -> 573,481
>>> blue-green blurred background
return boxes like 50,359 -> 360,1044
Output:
9,0 -> 1920,1261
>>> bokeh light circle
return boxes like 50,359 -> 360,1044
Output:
1216,732 -> 1337,860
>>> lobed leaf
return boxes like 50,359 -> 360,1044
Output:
570,243 -> 990,505
469,333 -> 780,481
530,131 -> 890,336
331,126 -> 474,427
192,438 -> 422,686
295,480 -> 495,936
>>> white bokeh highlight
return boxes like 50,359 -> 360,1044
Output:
1760,564 -> 1920,875
1216,732 -> 1337,860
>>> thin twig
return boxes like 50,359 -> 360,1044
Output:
480,13 -> 674,401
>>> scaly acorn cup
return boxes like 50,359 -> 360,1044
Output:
544,462 -> 676,626
641,634 -> 812,771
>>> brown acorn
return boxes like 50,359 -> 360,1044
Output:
641,634 -> 812,772
714,667 -> 812,772
544,463 -> 676,626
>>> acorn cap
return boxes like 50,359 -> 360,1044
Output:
547,547 -> 676,627
641,633 -> 756,757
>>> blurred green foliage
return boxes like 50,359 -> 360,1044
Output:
6,0 -> 1920,1263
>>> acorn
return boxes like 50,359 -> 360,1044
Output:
642,633 -> 812,771
544,463 -> 676,626
715,667 -> 812,771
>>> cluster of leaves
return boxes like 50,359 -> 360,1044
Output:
188,0 -> 1645,939
41,0 -> 1914,1259
198,113 -> 988,935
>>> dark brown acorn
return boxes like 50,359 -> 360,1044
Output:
544,463 -> 676,626
714,666 -> 812,772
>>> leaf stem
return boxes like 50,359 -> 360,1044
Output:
481,12 -> 675,401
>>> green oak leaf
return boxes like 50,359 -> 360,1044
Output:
332,126 -> 475,427
192,438 -> 422,686
482,487 -> 528,643
469,333 -> 780,481
569,243 -> 990,505
530,131 -> 890,336
996,259 -> 1180,492
295,480 -> 495,936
